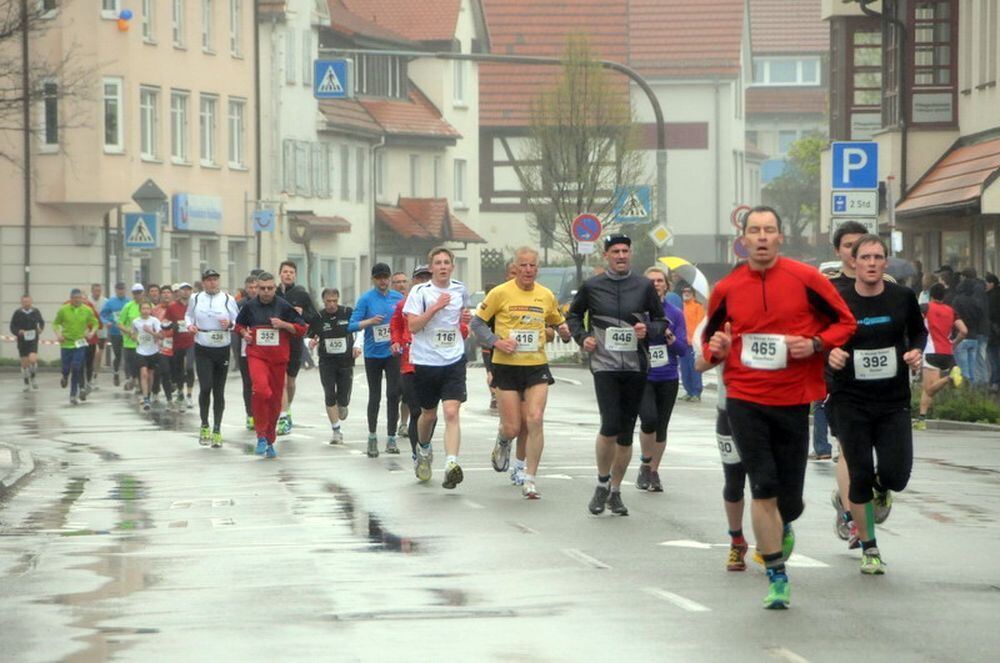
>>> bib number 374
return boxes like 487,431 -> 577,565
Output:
740,333 -> 787,370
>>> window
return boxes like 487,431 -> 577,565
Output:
285,28 -> 296,84
314,144 -> 329,198
356,147 -> 365,202
354,54 -> 405,98
102,0 -> 120,19
172,0 -> 185,47
140,86 -> 159,159
453,158 -> 467,207
375,151 -> 385,199
170,91 -> 189,162
409,154 -> 420,196
103,78 -> 124,152
752,57 -> 821,86
199,94 -> 217,165
329,144 -> 337,198
778,130 -> 798,155
228,98 -> 246,167
913,1 -> 954,86
453,59 -> 467,105
340,145 -> 350,201
321,258 -> 337,289
41,80 -> 58,147
433,155 -> 442,197
340,258 -> 357,305
39,0 -> 58,16
229,0 -> 242,56
282,139 -> 295,192
906,0 -> 958,125
302,30 -> 312,85
295,141 -> 311,196
202,0 -> 214,51
979,0 -> 999,86
142,0 -> 155,41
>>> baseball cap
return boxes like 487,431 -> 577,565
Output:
177,282 -> 193,290
412,264 -> 431,278
371,262 -> 392,277
202,268 -> 221,279
603,234 -> 632,250
131,283 -> 145,292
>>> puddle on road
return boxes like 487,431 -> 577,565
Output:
324,482 -> 419,553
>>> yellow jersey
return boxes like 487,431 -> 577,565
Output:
475,279 -> 565,366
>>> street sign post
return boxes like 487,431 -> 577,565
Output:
613,186 -> 651,223
314,59 -> 353,99
124,213 -> 159,249
571,213 -> 602,243
831,190 -> 878,216
832,141 -> 878,190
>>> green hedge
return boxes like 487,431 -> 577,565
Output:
913,385 -> 1000,424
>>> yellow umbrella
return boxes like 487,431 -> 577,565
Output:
658,256 -> 710,300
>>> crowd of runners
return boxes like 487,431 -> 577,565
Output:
10,206 -> 1000,610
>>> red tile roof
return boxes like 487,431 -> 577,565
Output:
628,0 -> 745,78
746,87 -> 827,115
749,0 -> 829,54
337,0 -> 461,43
289,213 -> 352,233
897,136 -> 1000,216
319,99 -> 384,136
377,198 -> 486,243
326,1 -> 414,44
319,89 -> 461,140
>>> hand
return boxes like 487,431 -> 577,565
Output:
460,309 -> 471,325
391,342 -> 402,355
828,347 -> 849,370
309,337 -> 319,350
269,317 -> 285,330
708,322 -> 732,360
365,314 -> 385,327
582,336 -> 597,353
903,349 -> 923,371
665,328 -> 676,345
56,334 -> 64,344
633,322 -> 647,340
545,327 -> 555,342
352,347 -> 362,359
556,323 -> 571,342
434,293 -> 452,311
786,335 -> 814,359
219,317 -> 231,331
241,329 -> 252,342
494,338 -> 518,354
16,329 -> 23,337
188,325 -> 199,333
294,306 -> 303,315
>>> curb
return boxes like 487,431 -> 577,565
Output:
925,420 -> 1000,432
0,442 -> 36,498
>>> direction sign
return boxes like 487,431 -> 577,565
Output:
613,186 -> 651,223
571,213 -> 602,243
252,209 -> 275,233
124,212 -> 159,249
830,217 -> 878,238
832,141 -> 878,190
831,190 -> 878,217
314,59 -> 353,99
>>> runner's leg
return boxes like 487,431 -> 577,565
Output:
365,357 -> 385,435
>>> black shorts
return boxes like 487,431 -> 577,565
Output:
414,359 -> 467,410
137,353 -> 161,370
725,398 -> 810,524
17,340 -> 38,357
639,379 -> 679,440
492,363 -> 554,393
319,361 -> 353,408
716,409 -> 747,503
593,371 -> 647,445
925,353 -> 955,372
286,339 -> 303,377
829,400 -> 913,505
96,337 -> 108,349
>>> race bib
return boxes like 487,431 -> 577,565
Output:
432,328 -> 459,348
138,332 -> 154,346
162,337 -> 174,350
255,328 -> 280,346
512,329 -> 540,352
325,337 -> 347,354
208,331 -> 227,344
372,324 -> 391,343
606,327 -> 636,352
23,330 -> 36,341
855,347 -> 897,381
649,344 -> 668,368
74,338 -> 88,348
717,435 -> 741,464
741,334 -> 787,370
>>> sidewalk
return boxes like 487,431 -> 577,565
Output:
0,442 -> 35,498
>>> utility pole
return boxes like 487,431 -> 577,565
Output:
21,0 -> 32,295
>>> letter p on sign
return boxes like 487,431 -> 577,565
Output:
832,141 -> 878,190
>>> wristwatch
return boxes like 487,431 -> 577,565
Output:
812,337 -> 823,354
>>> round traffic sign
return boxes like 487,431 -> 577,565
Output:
731,204 -> 752,231
733,236 -> 749,259
572,214 -> 602,243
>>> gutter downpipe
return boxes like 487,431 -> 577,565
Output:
253,0 -> 263,266
21,0 -> 31,295
371,135 -> 386,264
714,76 -> 722,262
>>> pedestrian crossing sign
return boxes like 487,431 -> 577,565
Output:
124,212 -> 159,248
314,59 -> 353,100
613,186 -> 651,223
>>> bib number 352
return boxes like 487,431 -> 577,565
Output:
256,329 -> 279,346
741,333 -> 787,370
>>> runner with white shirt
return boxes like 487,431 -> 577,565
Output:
404,247 -> 472,487
185,268 -> 239,447
132,302 -> 165,411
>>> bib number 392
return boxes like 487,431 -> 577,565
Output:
854,347 -> 896,381
606,327 -> 636,352
255,329 -> 279,346
741,333 -> 787,370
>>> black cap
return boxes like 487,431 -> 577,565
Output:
603,234 -> 631,250
371,262 -> 391,277
412,264 -> 431,278
114,282 -> 126,289
202,268 -> 221,279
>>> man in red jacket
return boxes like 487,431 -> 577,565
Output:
235,272 -> 307,459
703,206 -> 856,609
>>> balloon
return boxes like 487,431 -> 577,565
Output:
117,18 -> 130,31
120,9 -> 134,20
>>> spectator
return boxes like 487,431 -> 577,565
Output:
961,268 -> 991,385
987,273 -> 1000,392
679,286 -> 704,402
918,272 -> 936,306
951,279 -> 984,383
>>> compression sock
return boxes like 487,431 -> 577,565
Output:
729,529 -> 746,546
597,474 -> 611,488
762,551 -> 785,576
446,454 -> 458,466
865,502 -> 876,540
640,455 -> 652,465
860,538 -> 878,551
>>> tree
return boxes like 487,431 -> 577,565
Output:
762,132 -> 826,257
0,0 -> 92,166
518,35 -> 646,285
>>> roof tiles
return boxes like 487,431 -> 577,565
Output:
749,0 -> 828,54
319,89 -> 461,139
377,198 -> 485,243
628,0 -> 745,78
337,0 -> 461,43
897,136 -> 1000,216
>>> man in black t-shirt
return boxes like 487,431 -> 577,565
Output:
309,288 -> 359,444
10,294 -> 45,391
826,235 -> 926,576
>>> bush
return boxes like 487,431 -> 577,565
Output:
915,385 -> 1000,424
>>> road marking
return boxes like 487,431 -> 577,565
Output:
659,539 -> 714,550
462,499 -> 485,510
552,375 -> 581,386
657,541 -> 830,568
539,473 -> 574,480
785,553 -> 829,569
562,548 -> 611,570
767,647 -> 811,663
644,588 -> 711,612
508,521 -> 538,534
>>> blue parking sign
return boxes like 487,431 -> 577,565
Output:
832,141 -> 878,190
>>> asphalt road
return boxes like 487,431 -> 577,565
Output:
1,365 -> 998,662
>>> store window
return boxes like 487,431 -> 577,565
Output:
941,230 -> 970,268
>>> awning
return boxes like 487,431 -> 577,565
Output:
287,213 -> 351,234
896,135 -> 1000,217
376,198 -> 485,244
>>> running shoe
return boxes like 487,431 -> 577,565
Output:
522,481 -> 541,500
588,486 -> 610,514
329,429 -> 343,445
607,491 -> 629,516
199,427 -> 211,446
79,390 -> 87,402
61,375 -> 68,389
255,438 -> 267,455
727,542 -> 748,572
782,524 -> 795,560
277,415 -> 291,436
186,396 -> 194,409
70,396 -> 78,405
950,365 -> 964,388
124,379 -> 133,391
386,436 -> 400,455
265,444 -> 277,459
442,461 -> 464,489
398,428 -> 408,439
848,522 -> 861,550
491,434 -> 511,472
23,383 -> 30,393
835,516 -> 851,541
31,378 -> 38,391
860,547 -> 886,575
872,488 -> 893,524
366,434 -> 379,458
211,431 -> 223,449
913,418 -> 927,431
113,373 -> 120,386
648,470 -> 664,492
415,446 -> 432,482
635,464 -> 651,490
337,405 -> 349,420
763,571 -> 790,609
245,416 -> 254,431
142,400 -> 151,412
510,466 -> 525,486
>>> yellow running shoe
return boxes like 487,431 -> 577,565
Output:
950,365 -> 964,388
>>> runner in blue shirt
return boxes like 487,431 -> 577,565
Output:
100,282 -> 129,386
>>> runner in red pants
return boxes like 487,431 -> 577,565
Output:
235,271 -> 307,458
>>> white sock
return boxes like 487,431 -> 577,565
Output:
524,473 -> 535,483
332,423 -> 341,430
280,411 -> 288,418
446,454 -> 458,467
514,458 -> 526,470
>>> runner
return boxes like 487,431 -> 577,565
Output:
89,283 -> 108,388
10,294 -> 44,392
702,206 -> 856,609
915,283 -> 967,428
390,271 -> 411,439
391,265 -> 433,459
237,275 -> 259,429
309,287 -> 358,445
235,271 -> 307,459
152,286 -> 178,410
167,283 -> 197,410
131,301 -> 166,411
404,247 -> 472,487
100,282 -> 128,386
53,288 -> 99,405
185,268 -> 239,448
826,235 -> 925,574
349,262 -> 405,457
117,284 -> 145,393
77,294 -> 101,397
472,247 -> 570,499
275,261 -> 318,435
635,265 -> 689,492
566,234 -> 668,517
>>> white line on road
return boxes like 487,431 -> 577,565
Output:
462,499 -> 485,510
562,548 -> 611,569
644,588 -> 711,613
552,375 -> 581,386
767,647 -> 811,663
508,521 -> 538,534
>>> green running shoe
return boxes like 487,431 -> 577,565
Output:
763,572 -> 790,609
245,416 -> 255,431
198,427 -> 211,446
211,431 -> 223,449
950,365 -> 964,388
860,548 -> 886,575
913,418 -> 927,431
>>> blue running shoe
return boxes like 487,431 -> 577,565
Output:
265,444 -> 277,459
255,438 -> 267,455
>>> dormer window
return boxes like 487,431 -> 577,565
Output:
354,55 -> 407,99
